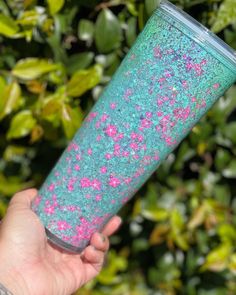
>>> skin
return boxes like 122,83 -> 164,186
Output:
0,189 -> 122,295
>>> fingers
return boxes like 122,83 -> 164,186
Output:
90,232 -> 109,252
101,215 -> 122,237
9,188 -> 38,209
82,245 -> 105,266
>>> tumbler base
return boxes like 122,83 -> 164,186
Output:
45,227 -> 85,253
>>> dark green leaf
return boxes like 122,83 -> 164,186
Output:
66,52 -> 94,75
78,19 -> 94,41
95,9 -> 122,53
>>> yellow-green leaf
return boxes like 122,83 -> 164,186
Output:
0,82 -> 22,120
211,0 -> 236,33
47,0 -> 65,15
0,173 -> 34,196
12,58 -> 60,80
67,64 -> 102,97
16,10 -> 40,26
0,13 -> 19,37
7,110 -> 37,139
201,242 -> 232,272
61,104 -> 83,139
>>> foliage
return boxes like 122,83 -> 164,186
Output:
0,0 -> 236,294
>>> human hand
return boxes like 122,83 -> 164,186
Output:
0,189 -> 122,295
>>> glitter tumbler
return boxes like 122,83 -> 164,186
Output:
32,0 -> 236,252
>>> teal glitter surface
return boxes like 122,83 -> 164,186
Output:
32,2 -> 236,252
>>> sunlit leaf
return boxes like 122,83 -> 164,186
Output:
211,0 -> 236,33
47,0 -> 65,15
201,242 -> 232,272
12,58 -> 60,80
0,13 -> 19,37
61,104 -> 83,139
0,82 -> 22,120
67,64 -> 102,97
7,110 -> 37,139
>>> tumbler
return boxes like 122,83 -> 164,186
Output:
32,0 -> 236,253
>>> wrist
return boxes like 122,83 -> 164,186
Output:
0,269 -> 29,295
0,247 -> 29,295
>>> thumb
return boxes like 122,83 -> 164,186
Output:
9,189 -> 38,210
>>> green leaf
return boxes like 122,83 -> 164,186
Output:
66,52 -> 94,75
222,122 -> 236,144
0,13 -> 19,37
201,242 -> 232,272
215,148 -> 231,171
211,0 -> 236,33
78,19 -> 94,41
7,110 -> 37,139
95,9 -> 122,53
222,160 -> 236,178
61,104 -> 83,139
125,17 -> 137,47
67,64 -> 102,97
0,82 -> 22,120
145,0 -> 160,16
16,10 -> 40,26
47,0 -> 65,15
12,58 -> 60,80
0,173 -> 34,196
142,207 -> 169,222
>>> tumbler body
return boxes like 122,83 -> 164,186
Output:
32,0 -> 236,252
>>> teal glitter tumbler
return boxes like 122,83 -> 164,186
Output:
32,0 -> 236,253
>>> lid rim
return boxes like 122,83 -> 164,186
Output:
157,0 -> 236,74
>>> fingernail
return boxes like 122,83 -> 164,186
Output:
100,233 -> 106,243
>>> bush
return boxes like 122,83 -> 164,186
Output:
0,0 -> 236,294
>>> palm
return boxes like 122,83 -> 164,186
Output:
0,189 -> 121,295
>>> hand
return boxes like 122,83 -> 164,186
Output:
0,189 -> 122,295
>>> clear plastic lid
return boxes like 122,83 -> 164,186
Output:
158,0 -> 236,75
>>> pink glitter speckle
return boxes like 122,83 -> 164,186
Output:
105,125 -> 117,137
91,179 -> 101,190
44,206 -> 55,215
87,148 -> 92,155
109,176 -> 121,188
95,195 -> 102,201
122,151 -> 129,157
110,102 -> 116,109
80,177 -> 91,188
57,221 -> 71,231
100,166 -> 107,173
213,83 -> 220,89
130,142 -> 139,150
76,154 -> 81,161
154,45 -> 162,58
105,153 -> 112,160
146,112 -> 153,118
101,114 -> 109,122
141,118 -> 152,128
74,164 -> 80,171
48,183 -> 55,192
96,135 -> 102,141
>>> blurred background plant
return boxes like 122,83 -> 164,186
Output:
0,0 -> 236,294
